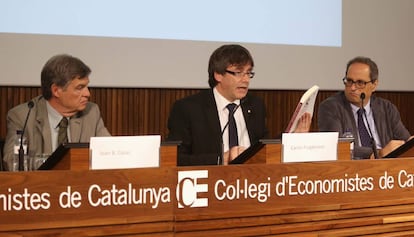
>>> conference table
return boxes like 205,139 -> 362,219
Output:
1,142 -> 414,236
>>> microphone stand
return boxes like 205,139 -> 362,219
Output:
360,93 -> 379,159
19,101 -> 34,171
18,132 -> 25,171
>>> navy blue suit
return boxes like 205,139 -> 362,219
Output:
167,90 -> 268,166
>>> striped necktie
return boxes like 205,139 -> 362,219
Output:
57,117 -> 68,146
357,109 -> 371,147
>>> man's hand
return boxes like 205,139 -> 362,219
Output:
223,146 -> 247,165
294,112 -> 311,133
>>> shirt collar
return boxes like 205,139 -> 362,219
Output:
213,87 -> 240,111
350,99 -> 372,116
46,101 -> 66,129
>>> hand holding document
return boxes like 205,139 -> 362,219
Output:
294,112 -> 311,133
285,85 -> 319,133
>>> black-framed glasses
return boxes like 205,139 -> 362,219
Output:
342,77 -> 374,89
225,70 -> 255,79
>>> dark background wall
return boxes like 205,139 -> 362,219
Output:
1,86 -> 413,140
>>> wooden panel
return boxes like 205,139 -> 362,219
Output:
174,158 -> 414,236
53,147 -> 90,170
0,168 -> 175,235
7,222 -> 174,237
1,86 -> 414,142
160,144 -> 178,167
2,158 -> 414,235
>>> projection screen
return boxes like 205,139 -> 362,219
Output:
0,0 -> 413,91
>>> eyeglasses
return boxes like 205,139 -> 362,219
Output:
225,70 -> 255,79
342,77 -> 374,89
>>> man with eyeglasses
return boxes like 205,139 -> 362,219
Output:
167,44 -> 311,166
318,56 -> 411,159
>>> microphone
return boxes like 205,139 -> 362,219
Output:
360,93 -> 379,159
19,100 -> 34,171
217,99 -> 244,165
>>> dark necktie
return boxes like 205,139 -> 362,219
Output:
58,117 -> 68,146
357,109 -> 371,147
226,103 -> 238,148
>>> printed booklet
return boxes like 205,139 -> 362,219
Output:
285,85 -> 319,133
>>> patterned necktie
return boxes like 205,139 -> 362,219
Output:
57,117 -> 68,146
226,103 -> 238,148
357,109 -> 371,147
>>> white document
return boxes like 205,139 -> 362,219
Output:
285,85 -> 319,133
90,135 -> 160,169
282,132 -> 338,163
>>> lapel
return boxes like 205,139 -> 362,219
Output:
241,96 -> 254,142
241,97 -> 252,127
70,114 -> 82,143
204,90 -> 222,145
35,98 -> 53,154
341,92 -> 361,145
370,96 -> 385,145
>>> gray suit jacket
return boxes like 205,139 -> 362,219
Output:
318,92 -> 410,159
3,96 -> 110,170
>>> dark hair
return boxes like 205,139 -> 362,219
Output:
208,44 -> 254,88
345,56 -> 378,81
41,54 -> 91,100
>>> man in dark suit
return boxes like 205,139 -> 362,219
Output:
3,54 -> 110,171
318,56 -> 411,159
167,44 -> 310,166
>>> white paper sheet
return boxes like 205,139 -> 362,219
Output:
90,135 -> 160,169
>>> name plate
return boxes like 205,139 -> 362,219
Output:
282,132 -> 338,163
90,135 -> 160,169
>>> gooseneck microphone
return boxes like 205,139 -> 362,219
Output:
217,100 -> 243,165
19,101 -> 34,171
360,93 -> 379,159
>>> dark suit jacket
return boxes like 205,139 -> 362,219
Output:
3,96 -> 111,170
318,92 -> 410,159
167,90 -> 268,166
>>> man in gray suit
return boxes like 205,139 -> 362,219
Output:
3,54 -> 110,170
318,56 -> 410,159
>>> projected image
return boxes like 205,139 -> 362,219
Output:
1,0 -> 342,47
